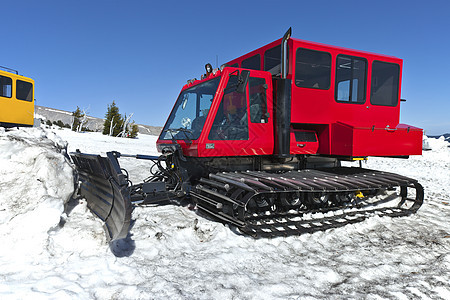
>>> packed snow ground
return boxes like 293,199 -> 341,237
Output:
0,127 -> 449,299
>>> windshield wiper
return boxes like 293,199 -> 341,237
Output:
164,128 -> 193,144
177,128 -> 193,144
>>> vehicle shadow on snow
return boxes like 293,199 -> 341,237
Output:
109,220 -> 136,257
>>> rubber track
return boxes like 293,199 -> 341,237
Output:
190,167 -> 424,237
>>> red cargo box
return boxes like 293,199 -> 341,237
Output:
331,122 -> 422,157
290,129 -> 319,155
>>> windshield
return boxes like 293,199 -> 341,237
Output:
160,76 -> 221,140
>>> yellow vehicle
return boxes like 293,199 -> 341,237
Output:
0,66 -> 35,127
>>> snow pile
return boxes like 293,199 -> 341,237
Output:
422,134 -> 432,151
428,135 -> 450,152
0,127 -> 449,299
0,128 -> 74,261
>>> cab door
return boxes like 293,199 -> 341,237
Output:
200,69 -> 274,157
247,70 -> 274,155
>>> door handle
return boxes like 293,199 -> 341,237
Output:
385,127 -> 397,132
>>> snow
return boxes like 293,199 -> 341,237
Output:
0,127 -> 449,299
44,108 -> 73,115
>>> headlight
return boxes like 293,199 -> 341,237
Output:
205,63 -> 213,74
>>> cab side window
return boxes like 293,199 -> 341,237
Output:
209,75 -> 248,140
249,77 -> 268,123
17,80 -> 33,101
0,75 -> 12,98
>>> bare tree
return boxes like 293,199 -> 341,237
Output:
117,113 -> 134,138
109,116 -> 116,136
76,106 -> 90,132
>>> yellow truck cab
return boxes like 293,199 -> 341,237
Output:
0,66 -> 35,127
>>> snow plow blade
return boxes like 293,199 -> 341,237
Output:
70,151 -> 132,242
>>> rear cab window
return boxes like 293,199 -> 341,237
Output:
242,54 -> 261,70
335,55 -> 367,104
370,61 -> 400,106
295,48 -> 331,89
264,45 -> 281,75
0,75 -> 12,98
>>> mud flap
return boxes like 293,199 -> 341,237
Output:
70,151 -> 133,242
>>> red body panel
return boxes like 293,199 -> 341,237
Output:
225,37 -> 421,158
331,122 -> 422,156
289,129 -> 319,155
157,69 -> 275,157
157,37 -> 422,159
197,69 -> 274,157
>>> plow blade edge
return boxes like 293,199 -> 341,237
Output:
70,151 -> 132,242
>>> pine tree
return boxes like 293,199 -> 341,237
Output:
56,120 -> 64,127
103,101 -> 123,136
72,106 -> 84,132
130,123 -> 139,138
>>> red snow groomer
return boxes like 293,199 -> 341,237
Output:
71,29 -> 424,242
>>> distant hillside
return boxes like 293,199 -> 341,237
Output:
428,133 -> 450,141
35,106 -> 162,135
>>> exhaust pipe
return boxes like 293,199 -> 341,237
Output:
281,27 -> 292,79
276,28 -> 292,158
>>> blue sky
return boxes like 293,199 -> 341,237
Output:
3,0 -> 449,135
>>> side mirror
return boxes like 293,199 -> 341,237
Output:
236,70 -> 250,94
181,94 -> 189,109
